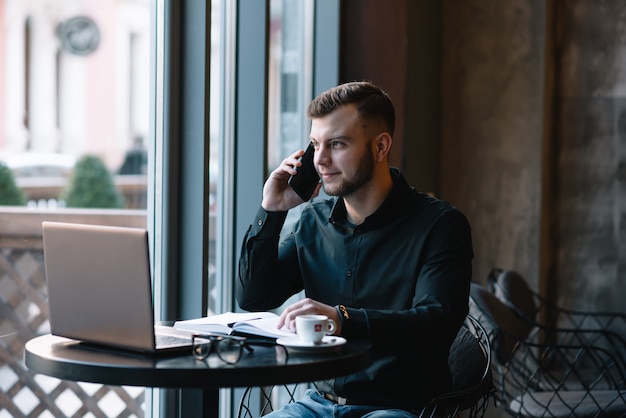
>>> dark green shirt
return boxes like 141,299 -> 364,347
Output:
237,168 -> 473,409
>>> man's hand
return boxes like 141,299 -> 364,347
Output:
277,298 -> 342,335
261,150 -> 321,212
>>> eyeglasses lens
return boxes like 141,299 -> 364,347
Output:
192,335 -> 213,360
216,338 -> 243,364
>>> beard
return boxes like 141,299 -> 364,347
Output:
322,150 -> 376,198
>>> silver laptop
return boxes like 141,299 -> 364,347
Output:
42,221 -> 194,355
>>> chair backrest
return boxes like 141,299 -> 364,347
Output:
449,323 -> 486,391
421,315 -> 494,418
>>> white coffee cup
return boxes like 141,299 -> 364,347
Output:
295,314 -> 336,344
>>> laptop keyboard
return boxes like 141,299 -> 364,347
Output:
155,333 -> 192,348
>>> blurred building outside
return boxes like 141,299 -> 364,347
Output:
0,0 -> 151,208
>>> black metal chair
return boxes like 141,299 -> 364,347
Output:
470,281 -> 626,417
418,314 -> 495,418
237,315 -> 495,418
487,268 -> 626,334
486,268 -> 626,367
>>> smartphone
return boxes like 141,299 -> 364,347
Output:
288,143 -> 320,201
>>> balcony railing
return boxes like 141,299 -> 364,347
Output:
0,208 -> 147,417
17,175 -> 148,210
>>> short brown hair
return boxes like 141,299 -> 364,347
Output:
307,81 -> 395,137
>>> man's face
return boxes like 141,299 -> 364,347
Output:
309,104 -> 377,198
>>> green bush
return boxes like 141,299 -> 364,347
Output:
63,155 -> 123,209
0,162 -> 26,206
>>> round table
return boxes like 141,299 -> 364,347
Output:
25,334 -> 371,417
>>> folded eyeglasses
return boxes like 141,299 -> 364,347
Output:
191,333 -> 253,364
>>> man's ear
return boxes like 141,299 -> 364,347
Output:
375,132 -> 392,162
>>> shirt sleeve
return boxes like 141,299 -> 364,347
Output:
236,206 -> 303,311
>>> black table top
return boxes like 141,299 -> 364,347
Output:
24,334 -> 372,389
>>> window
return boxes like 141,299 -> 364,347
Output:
1,0 -> 338,416
0,0 -> 151,417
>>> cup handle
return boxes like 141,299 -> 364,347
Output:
326,319 -> 336,334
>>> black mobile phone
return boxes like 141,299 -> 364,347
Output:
288,143 -> 320,201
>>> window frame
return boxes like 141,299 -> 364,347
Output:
151,0 -> 212,415
150,0 -> 339,416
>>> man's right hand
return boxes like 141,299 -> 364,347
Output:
261,149 -> 321,211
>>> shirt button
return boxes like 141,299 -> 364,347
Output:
346,271 -> 352,277
257,219 -> 263,226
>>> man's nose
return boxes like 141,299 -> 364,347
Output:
314,146 -> 328,165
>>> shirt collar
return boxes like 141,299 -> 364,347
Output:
329,167 -> 413,229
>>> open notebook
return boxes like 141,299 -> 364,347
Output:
174,311 -> 296,340
42,221 -> 194,355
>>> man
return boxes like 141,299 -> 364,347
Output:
237,81 -> 473,417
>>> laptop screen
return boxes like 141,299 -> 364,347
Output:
42,221 -> 158,352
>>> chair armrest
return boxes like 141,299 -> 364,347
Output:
503,335 -> 626,393
523,326 -> 626,369
531,292 -> 626,331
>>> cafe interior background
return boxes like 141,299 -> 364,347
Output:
1,0 -> 624,417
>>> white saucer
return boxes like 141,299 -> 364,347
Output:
276,336 -> 347,352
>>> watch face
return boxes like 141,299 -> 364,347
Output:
57,16 -> 100,56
